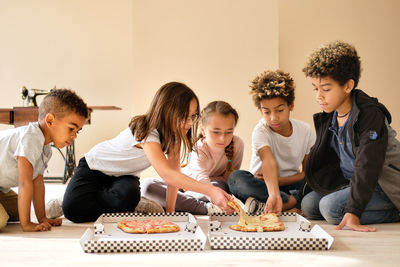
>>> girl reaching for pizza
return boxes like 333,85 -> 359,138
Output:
141,101 -> 244,215
61,82 -> 233,222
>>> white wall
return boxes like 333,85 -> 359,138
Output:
279,0 -> 400,132
0,0 -> 279,177
0,0 -> 135,175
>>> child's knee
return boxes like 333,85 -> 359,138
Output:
140,178 -> 159,196
300,197 -> 313,217
0,204 -> 10,230
301,194 -> 322,219
227,170 -> 251,189
319,197 -> 342,225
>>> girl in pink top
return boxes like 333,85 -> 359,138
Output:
141,101 -> 244,214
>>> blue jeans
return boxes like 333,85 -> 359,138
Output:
301,185 -> 400,225
228,170 -> 303,204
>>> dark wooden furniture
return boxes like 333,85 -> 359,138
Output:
0,106 -> 121,183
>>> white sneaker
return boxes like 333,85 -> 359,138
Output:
244,197 -> 265,215
206,202 -> 224,215
45,197 -> 63,219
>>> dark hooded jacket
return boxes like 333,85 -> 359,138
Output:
304,89 -> 400,217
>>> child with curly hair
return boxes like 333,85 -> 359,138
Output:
141,101 -> 244,215
228,70 -> 316,215
301,41 -> 400,232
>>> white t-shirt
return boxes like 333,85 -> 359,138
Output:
0,122 -> 52,193
250,118 -> 316,177
85,128 -> 161,177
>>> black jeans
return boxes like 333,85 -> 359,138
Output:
63,157 -> 141,223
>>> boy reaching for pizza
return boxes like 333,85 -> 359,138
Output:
228,70 -> 316,215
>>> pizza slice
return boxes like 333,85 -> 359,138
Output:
117,219 -> 180,234
117,219 -> 147,234
227,196 -> 285,232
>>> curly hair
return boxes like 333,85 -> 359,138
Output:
302,40 -> 361,88
249,69 -> 295,108
39,89 -> 88,120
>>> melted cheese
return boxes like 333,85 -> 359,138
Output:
228,196 -> 281,230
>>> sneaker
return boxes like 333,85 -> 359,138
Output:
45,197 -> 64,219
244,197 -> 265,215
134,197 -> 164,214
206,202 -> 224,215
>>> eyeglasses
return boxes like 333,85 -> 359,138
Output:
185,113 -> 199,123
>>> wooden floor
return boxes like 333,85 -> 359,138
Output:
1,184 -> 399,267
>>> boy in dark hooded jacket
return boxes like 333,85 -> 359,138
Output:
301,41 -> 400,232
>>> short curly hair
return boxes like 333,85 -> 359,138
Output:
39,89 -> 88,120
249,69 -> 295,108
302,40 -> 361,88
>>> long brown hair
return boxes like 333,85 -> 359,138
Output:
199,101 -> 239,176
129,82 -> 199,161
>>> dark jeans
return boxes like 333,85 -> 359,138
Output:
228,170 -> 304,204
63,157 -> 141,223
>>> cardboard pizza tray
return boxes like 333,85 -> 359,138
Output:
208,212 -> 334,250
80,212 -> 207,253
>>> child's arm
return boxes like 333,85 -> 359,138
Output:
258,146 -> 282,214
165,144 -> 181,212
142,142 -> 233,213
32,175 -> 62,227
17,157 -> 51,232
277,155 -> 308,186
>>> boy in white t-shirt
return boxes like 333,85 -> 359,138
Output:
0,89 -> 88,232
228,70 -> 316,215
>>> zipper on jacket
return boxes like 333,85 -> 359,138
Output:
389,164 -> 400,172
302,181 -> 308,196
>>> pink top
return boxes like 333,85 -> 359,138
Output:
182,135 -> 244,184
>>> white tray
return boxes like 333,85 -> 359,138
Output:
208,212 -> 334,250
80,212 -> 207,253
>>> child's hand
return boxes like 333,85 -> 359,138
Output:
41,217 -> 63,227
335,213 -> 377,232
210,187 -> 234,214
264,194 -> 282,216
21,221 -> 52,232
254,172 -> 264,180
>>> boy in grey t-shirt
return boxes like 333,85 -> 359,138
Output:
0,89 -> 88,232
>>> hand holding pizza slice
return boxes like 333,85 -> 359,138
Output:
227,195 -> 285,232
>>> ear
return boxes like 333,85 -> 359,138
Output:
345,79 -> 355,93
200,124 -> 205,136
45,113 -> 55,127
289,103 -> 294,111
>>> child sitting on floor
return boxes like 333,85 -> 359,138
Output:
141,101 -> 244,215
301,40 -> 400,232
228,70 -> 316,215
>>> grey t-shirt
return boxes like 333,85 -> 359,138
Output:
0,122 -> 52,193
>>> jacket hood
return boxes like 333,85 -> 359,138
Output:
353,89 -> 392,124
